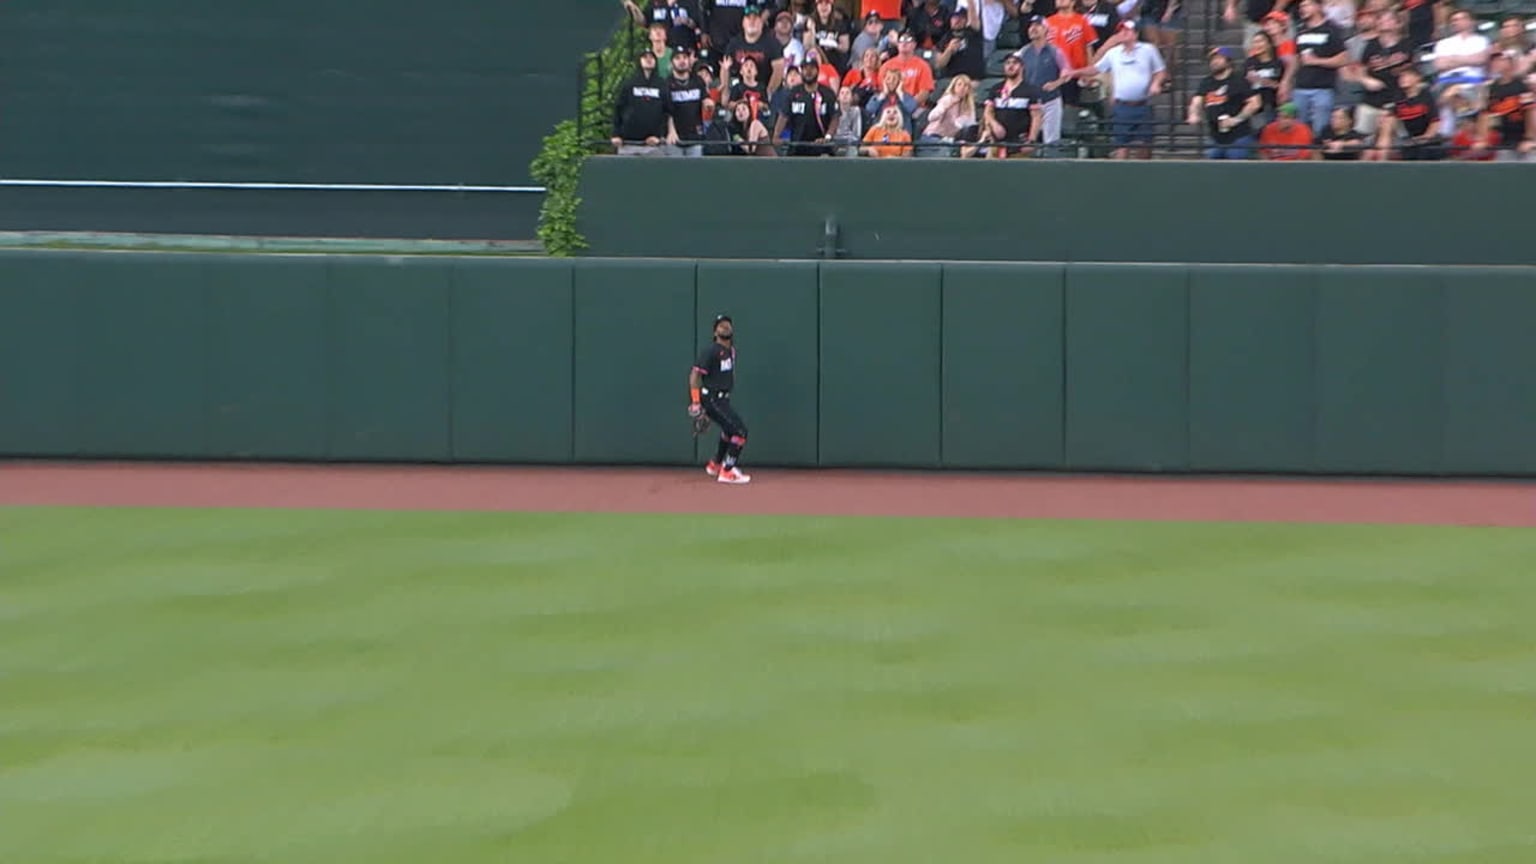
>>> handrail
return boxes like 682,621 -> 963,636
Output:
592,121 -> 1501,160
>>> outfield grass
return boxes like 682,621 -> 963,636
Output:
3,507 -> 1534,863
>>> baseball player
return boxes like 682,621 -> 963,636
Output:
689,313 -> 751,485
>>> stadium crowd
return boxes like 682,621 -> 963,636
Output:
610,0 -> 1536,159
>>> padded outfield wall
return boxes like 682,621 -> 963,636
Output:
2,251 -> 1533,477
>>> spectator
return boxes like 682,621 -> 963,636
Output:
722,55 -> 773,125
1189,46 -> 1262,158
1450,113 -> 1499,159
612,51 -> 670,156
772,10 -> 799,58
1338,7 -> 1378,110
861,0 -> 903,23
1261,10 -> 1299,103
1432,9 -> 1492,133
725,7 -> 787,92
775,58 -> 841,155
832,85 -> 868,154
803,48 -> 843,90
1291,0 -> 1349,135
628,0 -> 706,52
844,47 -> 886,109
1352,8 -> 1412,142
982,53 -> 1042,158
647,23 -> 676,78
880,31 -> 937,107
1141,0 -> 1186,85
784,17 -> 815,68
1226,0 -> 1297,51
664,46 -> 709,155
700,98 -> 736,154
1433,9 -> 1491,88
771,65 -> 804,119
906,0 -> 952,49
1320,105 -> 1368,157
1478,52 -> 1535,160
1088,21 -> 1167,160
1493,16 -> 1531,72
851,11 -> 893,61
1246,32 -> 1286,125
710,0 -> 752,53
1376,64 -> 1444,160
727,99 -> 776,155
1082,0 -> 1130,55
866,66 -> 920,133
1324,0 -> 1355,32
862,103 -> 917,155
1259,101 -> 1317,157
1017,15 -> 1074,156
1046,0 -> 1101,108
939,5 -> 988,81
808,0 -> 854,74
696,56 -> 724,105
921,74 -> 984,156
1402,0 -> 1447,51
959,0 -> 1023,58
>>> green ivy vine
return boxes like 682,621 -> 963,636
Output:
530,20 -> 642,257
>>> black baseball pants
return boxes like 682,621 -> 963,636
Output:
703,392 -> 748,464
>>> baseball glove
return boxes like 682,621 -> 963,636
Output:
690,409 -> 712,438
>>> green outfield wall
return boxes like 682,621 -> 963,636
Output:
577,158 -> 1536,266
2,250 -> 1533,476
0,0 -> 621,239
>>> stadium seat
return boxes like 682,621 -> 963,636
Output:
997,17 -> 1023,50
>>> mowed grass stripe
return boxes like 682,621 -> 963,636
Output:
1,508 -> 1534,863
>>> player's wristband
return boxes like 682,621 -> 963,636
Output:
691,388 -> 701,404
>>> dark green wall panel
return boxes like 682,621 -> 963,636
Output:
451,259 -> 574,463
0,255 -> 82,456
0,2 -> 617,189
694,261 -> 820,468
819,263 -> 943,467
581,158 -> 1536,266
941,263 -> 1065,469
326,259 -> 452,461
5,250 -> 1536,478
204,256 -> 329,459
1065,265 -> 1189,471
1442,269 -> 1536,475
1314,268 -> 1445,474
572,259 -> 697,464
75,255 -> 210,458
1188,267 -> 1316,472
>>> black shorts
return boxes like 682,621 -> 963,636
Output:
703,393 -> 748,439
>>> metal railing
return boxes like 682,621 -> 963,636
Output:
0,179 -> 544,193
595,124 -> 1517,161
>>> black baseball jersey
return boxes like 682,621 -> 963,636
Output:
1293,21 -> 1346,91
1389,89 -> 1435,138
1360,36 -> 1413,109
1487,79 -> 1533,148
694,341 -> 737,393
1195,73 -> 1255,144
666,73 -> 708,141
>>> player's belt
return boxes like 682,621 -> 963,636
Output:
703,388 -> 730,397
